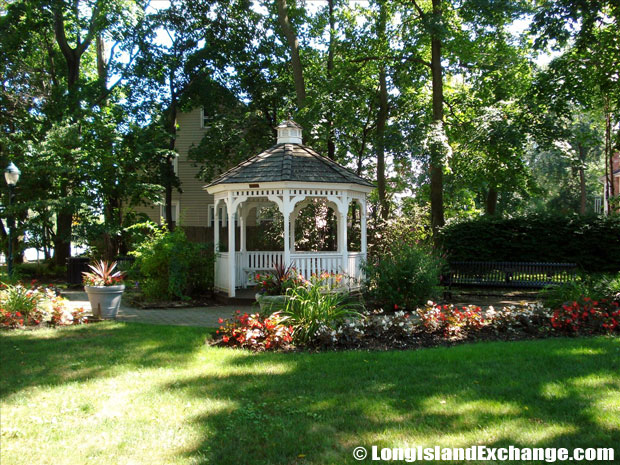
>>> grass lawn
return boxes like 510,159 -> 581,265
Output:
1,323 -> 619,465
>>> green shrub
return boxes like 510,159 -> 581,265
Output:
439,213 -> 620,273
15,262 -> 66,281
282,275 -> 362,344
363,242 -> 443,311
130,225 -> 215,301
541,272 -> 620,308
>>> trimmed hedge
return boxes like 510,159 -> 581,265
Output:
439,214 -> 620,273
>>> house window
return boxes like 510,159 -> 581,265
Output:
160,200 -> 180,225
594,196 -> 603,214
200,107 -> 212,129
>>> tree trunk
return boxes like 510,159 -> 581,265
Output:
164,92 -> 178,230
430,0 -> 445,238
326,0 -> 335,159
52,1 -> 100,265
486,187 -> 498,216
96,34 -> 108,99
54,208 -> 72,266
376,0 -> 389,220
97,31 -> 119,258
276,0 -> 306,108
577,143 -> 587,215
605,104 -> 615,205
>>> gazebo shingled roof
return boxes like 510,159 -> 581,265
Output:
207,140 -> 373,187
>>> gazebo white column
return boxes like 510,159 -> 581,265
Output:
337,198 -> 349,276
360,198 -> 367,257
289,215 -> 296,251
213,201 -> 220,251
226,193 -> 236,297
282,191 -> 291,267
239,205 -> 247,253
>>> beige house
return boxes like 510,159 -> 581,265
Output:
599,151 -> 620,215
133,107 -> 226,242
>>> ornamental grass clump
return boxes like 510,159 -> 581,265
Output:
253,263 -> 304,296
281,273 -> 362,344
82,260 -> 125,287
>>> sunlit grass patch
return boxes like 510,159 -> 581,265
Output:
2,324 -> 618,465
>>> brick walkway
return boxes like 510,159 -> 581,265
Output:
61,290 -> 255,328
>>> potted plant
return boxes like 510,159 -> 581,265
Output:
254,263 -> 303,313
83,260 -> 126,319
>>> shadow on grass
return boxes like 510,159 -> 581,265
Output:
165,337 -> 620,465
0,322 -> 207,399
2,324 -> 618,465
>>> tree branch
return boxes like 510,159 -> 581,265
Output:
53,5 -> 73,62
349,54 -> 432,69
77,0 -> 102,55
410,0 -> 426,20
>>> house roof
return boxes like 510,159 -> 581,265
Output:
206,143 -> 374,188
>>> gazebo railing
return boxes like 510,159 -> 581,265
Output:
291,252 -> 342,279
245,251 -> 284,271
215,252 -> 230,292
215,251 -> 366,291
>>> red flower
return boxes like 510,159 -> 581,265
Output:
218,318 -> 224,324
394,304 -> 399,310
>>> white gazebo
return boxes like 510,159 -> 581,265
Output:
205,120 -> 374,297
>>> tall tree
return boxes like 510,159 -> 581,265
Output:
531,0 -> 620,213
276,0 -> 306,109
375,0 -> 389,219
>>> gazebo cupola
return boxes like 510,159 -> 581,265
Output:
276,119 -> 303,144
205,120 -> 374,297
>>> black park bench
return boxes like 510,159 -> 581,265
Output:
441,261 -> 579,290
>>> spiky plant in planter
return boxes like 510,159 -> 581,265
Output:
83,261 -> 126,319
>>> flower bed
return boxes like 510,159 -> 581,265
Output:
213,298 -> 619,352
551,298 -> 619,334
214,311 -> 293,351
0,282 -> 88,329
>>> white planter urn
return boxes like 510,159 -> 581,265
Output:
85,285 -> 125,319
255,293 -> 288,313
